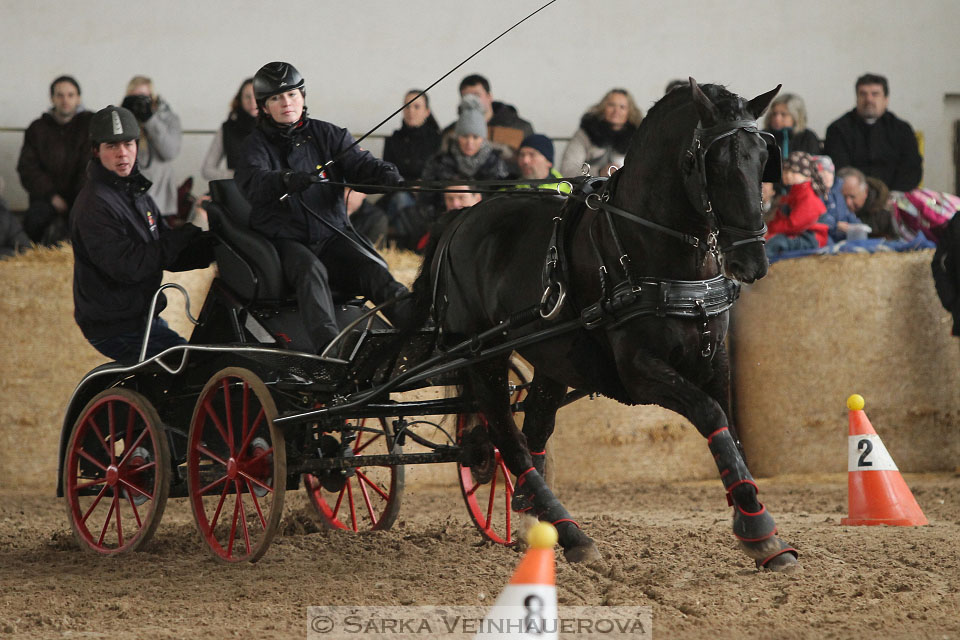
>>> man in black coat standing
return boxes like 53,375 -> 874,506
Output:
235,62 -> 413,353
824,73 -> 922,192
72,106 -> 213,364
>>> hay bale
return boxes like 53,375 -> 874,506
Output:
731,251 -> 960,476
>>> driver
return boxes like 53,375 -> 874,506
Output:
236,61 -> 414,353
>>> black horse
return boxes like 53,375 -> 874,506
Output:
412,79 -> 798,571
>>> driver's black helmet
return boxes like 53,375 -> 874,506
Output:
89,105 -> 140,145
253,62 -> 305,105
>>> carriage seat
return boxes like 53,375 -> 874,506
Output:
205,179 -> 287,303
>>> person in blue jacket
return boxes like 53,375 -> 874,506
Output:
814,155 -> 863,243
235,62 -> 412,353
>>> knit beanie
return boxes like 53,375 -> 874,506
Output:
455,94 -> 487,138
813,154 -> 835,178
520,134 -> 554,164
784,151 -> 827,199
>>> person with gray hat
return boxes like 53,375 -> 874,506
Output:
420,94 -> 509,211
71,105 -> 214,364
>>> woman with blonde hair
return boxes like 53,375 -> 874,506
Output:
121,75 -> 183,219
559,88 -> 643,177
762,93 -> 821,160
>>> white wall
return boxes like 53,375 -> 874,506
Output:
1,0 -> 958,208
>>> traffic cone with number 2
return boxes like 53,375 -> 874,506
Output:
841,394 -> 928,526
477,521 -> 558,639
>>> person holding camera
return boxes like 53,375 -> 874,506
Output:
122,76 -> 183,221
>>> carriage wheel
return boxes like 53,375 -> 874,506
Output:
456,358 -> 530,545
303,417 -> 404,531
63,389 -> 170,555
187,367 -> 286,563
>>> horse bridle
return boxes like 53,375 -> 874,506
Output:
682,118 -> 778,254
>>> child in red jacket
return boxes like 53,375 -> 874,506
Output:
765,151 -> 828,258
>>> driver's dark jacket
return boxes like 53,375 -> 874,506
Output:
235,118 -> 402,246
71,160 -> 212,340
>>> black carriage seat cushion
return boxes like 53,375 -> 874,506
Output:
206,179 -> 287,302
206,179 -> 362,306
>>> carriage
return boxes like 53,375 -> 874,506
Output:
58,80 -> 800,570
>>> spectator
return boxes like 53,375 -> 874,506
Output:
122,76 -> 183,219
764,151 -> 828,258
420,95 -> 509,210
71,106 -> 214,364
762,93 -> 821,160
559,88 -> 643,177
235,62 -> 413,353
201,78 -> 258,181
16,75 -> 95,245
931,212 -> 960,339
838,167 -> 901,240
380,90 -> 442,222
0,181 -> 31,259
515,134 -> 569,194
814,155 -> 862,243
346,187 -> 388,249
824,73 -> 922,192
441,74 -> 534,168
414,185 -> 483,253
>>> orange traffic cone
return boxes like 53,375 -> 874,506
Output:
841,394 -> 928,526
476,521 -> 558,639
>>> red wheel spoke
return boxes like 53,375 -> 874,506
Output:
81,484 -> 110,523
77,478 -> 107,491
498,458 -> 516,494
504,470 -> 512,544
85,415 -> 111,460
118,428 -> 149,467
244,478 -> 268,529
77,448 -> 108,473
119,477 -> 153,501
331,485 -> 347,521
244,446 -> 273,466
241,382 -> 250,450
203,398 -> 231,451
465,478 -> 481,498
115,493 -> 124,547
208,482 -> 231,535
128,461 -> 157,474
236,482 -> 251,555
125,404 -> 136,455
356,476 -> 379,527
107,402 -> 117,465
98,495 -> 117,546
127,490 -> 143,529
222,380 -> 235,455
237,408 -> 265,458
237,470 -> 273,495
227,486 -> 241,557
196,444 -> 228,467
346,481 -> 358,532
355,432 -> 382,455
484,468 -> 498,530
198,474 -> 229,496
356,470 -> 389,501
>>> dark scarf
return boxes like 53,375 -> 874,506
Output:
579,113 -> 636,154
258,107 -> 310,151
222,108 -> 257,169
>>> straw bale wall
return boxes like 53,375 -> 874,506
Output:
731,251 -> 960,476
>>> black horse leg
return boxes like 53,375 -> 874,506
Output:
612,346 -> 798,571
700,342 -> 747,461
466,359 -> 599,563
512,373 -> 566,512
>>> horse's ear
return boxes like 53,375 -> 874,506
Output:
747,84 -> 782,119
689,77 -> 719,126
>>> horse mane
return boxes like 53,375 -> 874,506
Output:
640,83 -> 748,134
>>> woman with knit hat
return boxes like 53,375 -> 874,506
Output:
764,150 -> 829,258
419,94 -> 509,210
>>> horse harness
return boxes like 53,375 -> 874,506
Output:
540,118 -> 777,358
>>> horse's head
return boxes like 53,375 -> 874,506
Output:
682,79 -> 781,283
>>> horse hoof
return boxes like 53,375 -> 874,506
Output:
737,536 -> 783,562
761,552 -> 801,573
563,542 -> 602,564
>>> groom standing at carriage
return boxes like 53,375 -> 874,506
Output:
235,62 -> 417,353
